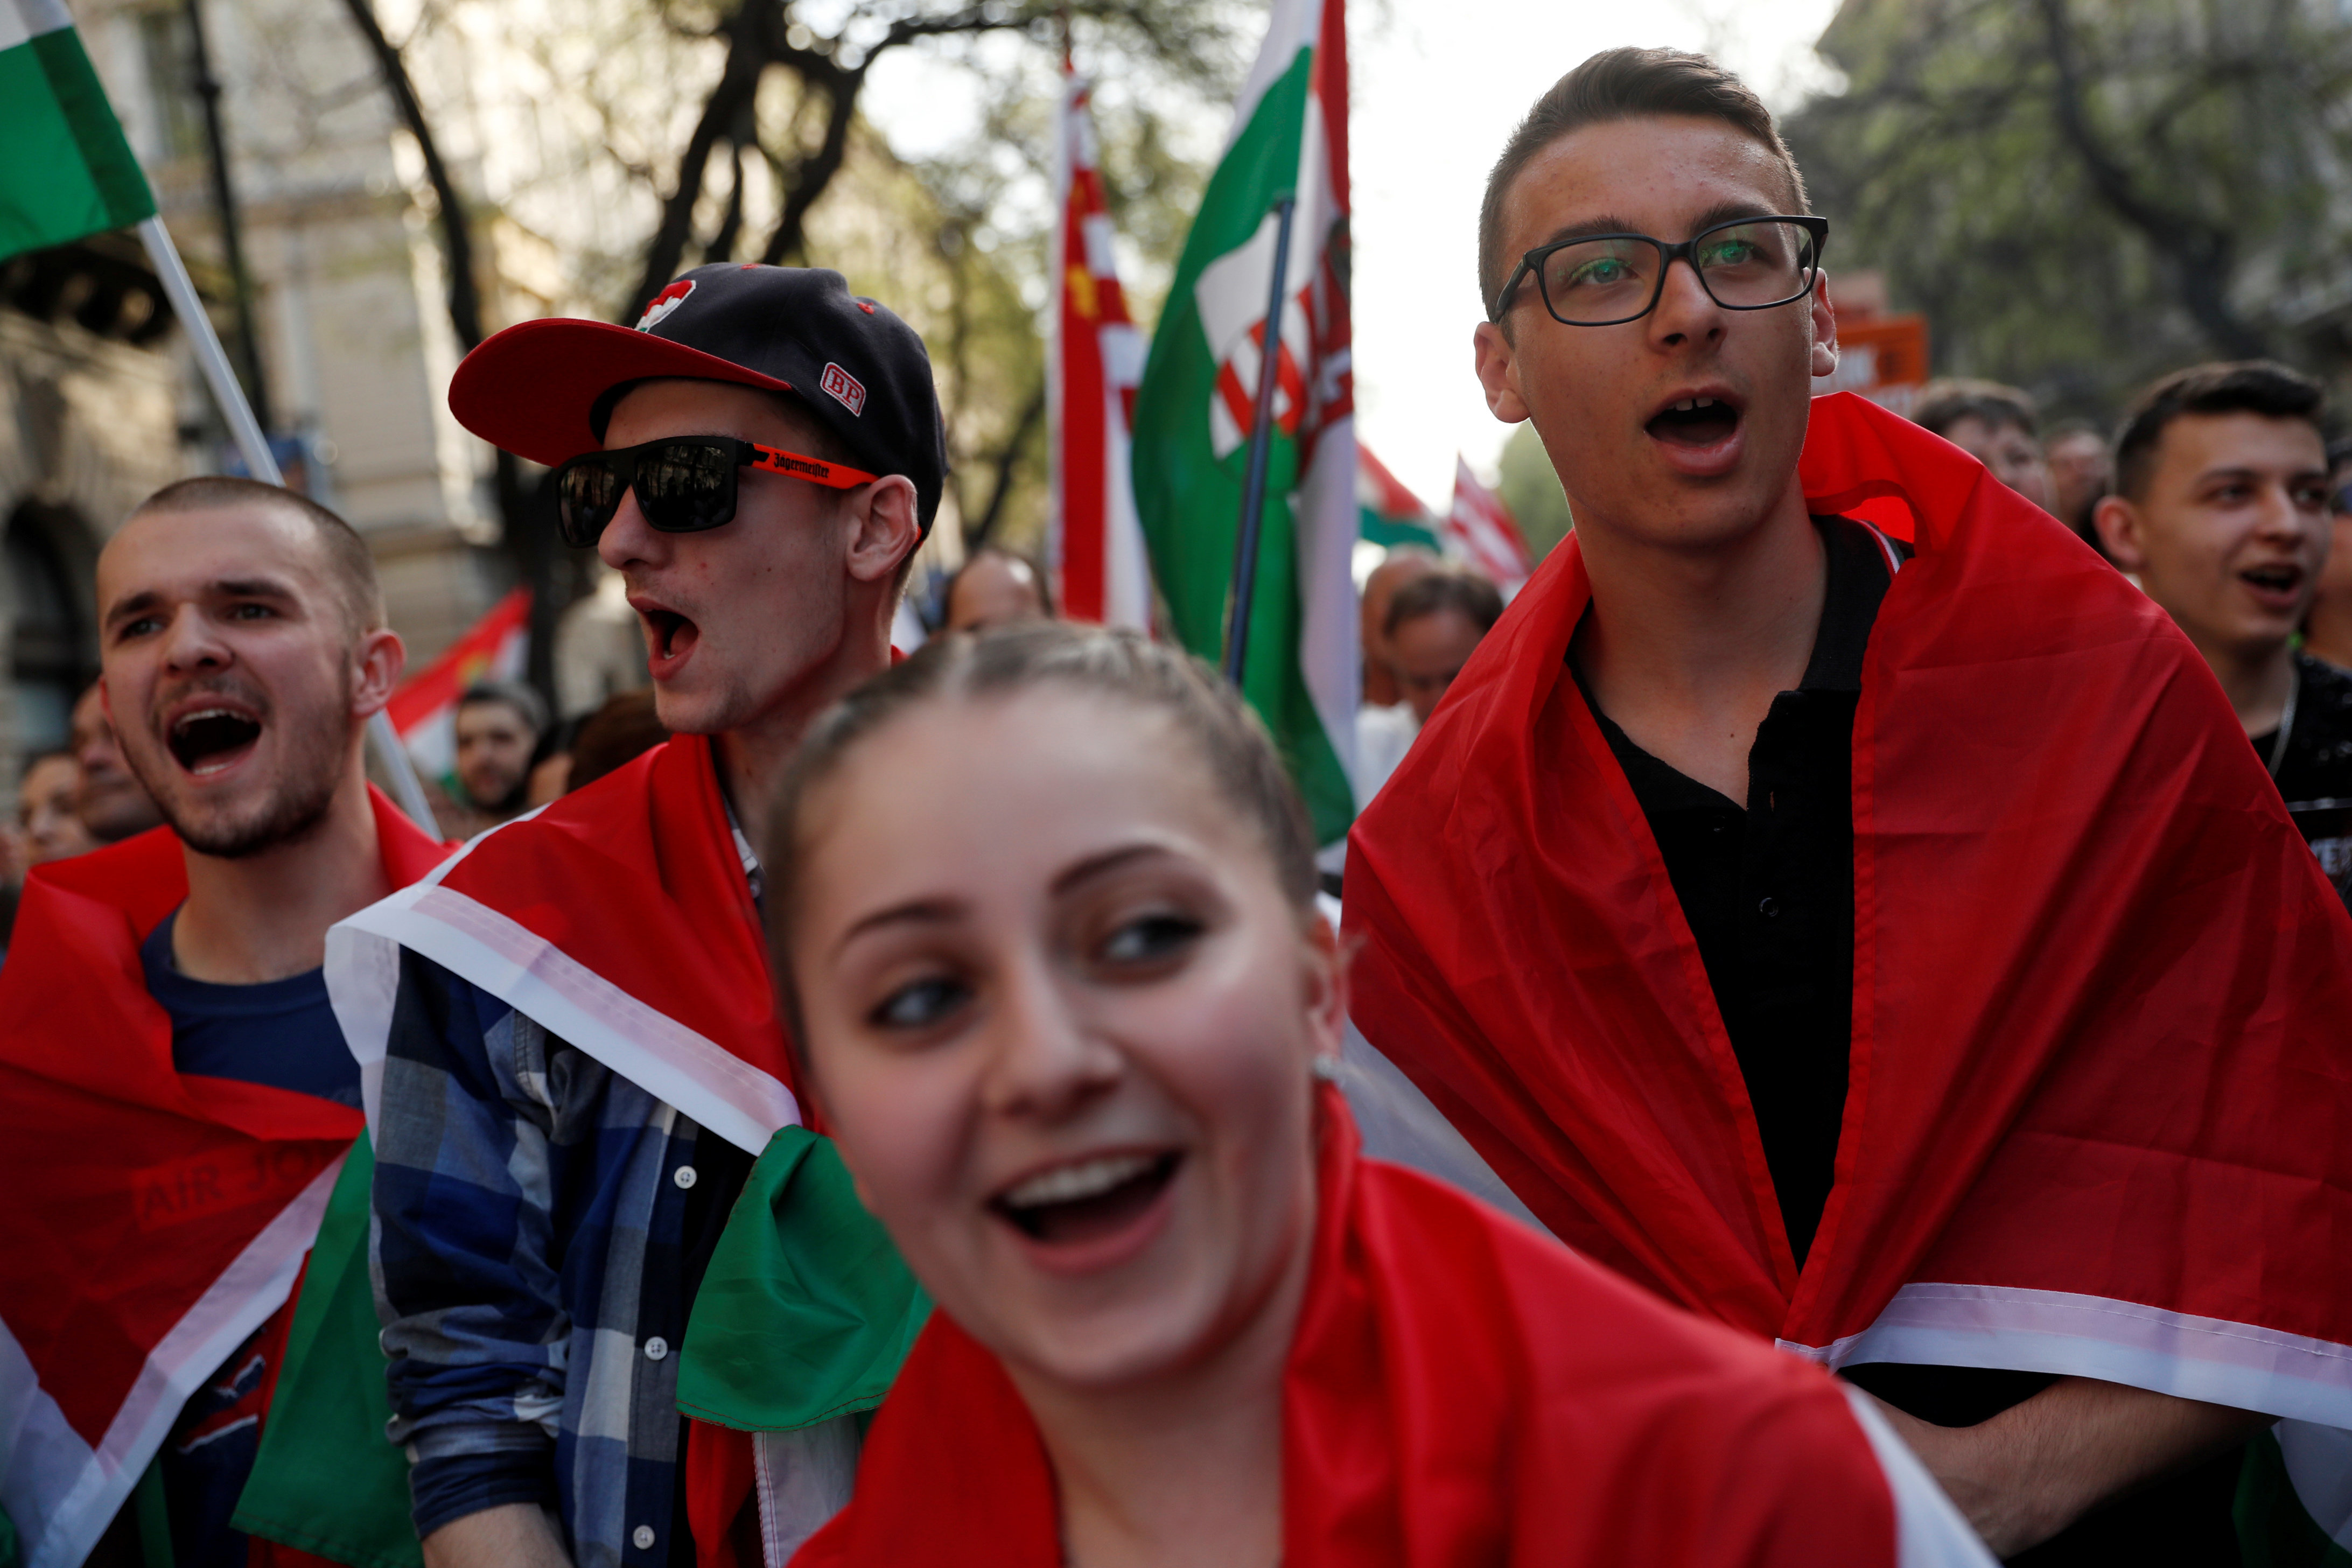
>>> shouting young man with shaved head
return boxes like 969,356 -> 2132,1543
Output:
1345,48 -> 2352,1562
0,478 -> 445,1568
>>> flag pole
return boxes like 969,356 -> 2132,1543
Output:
1222,192 -> 1298,687
135,215 -> 439,831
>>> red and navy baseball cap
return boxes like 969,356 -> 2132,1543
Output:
448,264 -> 949,535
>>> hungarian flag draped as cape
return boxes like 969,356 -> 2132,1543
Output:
791,1090 -> 1986,1567
0,789 -> 446,1568
327,733 -> 804,1154
1345,393 -> 2352,1436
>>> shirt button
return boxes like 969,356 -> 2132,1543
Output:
1758,896 -> 1781,918
644,1336 -> 669,1361
673,1165 -> 698,1190
633,1527 -> 656,1551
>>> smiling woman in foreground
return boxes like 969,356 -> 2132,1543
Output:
759,624 -> 1989,1568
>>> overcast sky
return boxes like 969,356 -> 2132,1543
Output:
864,0 -> 1844,514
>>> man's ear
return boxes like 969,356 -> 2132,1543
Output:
1809,270 -> 1839,381
1473,321 -> 1531,424
2092,495 -> 2147,573
845,475 -> 922,586
351,628 -> 405,719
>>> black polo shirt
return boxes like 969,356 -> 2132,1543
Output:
1574,514 -> 2246,1565
1573,513 -> 1896,1265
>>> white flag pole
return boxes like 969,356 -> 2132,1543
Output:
136,214 -> 439,831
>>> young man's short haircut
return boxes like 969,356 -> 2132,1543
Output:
131,475 -> 386,634
459,678 -> 550,739
2112,361 -> 2327,504
1913,379 -> 2040,442
1478,48 -> 1810,319
1385,569 -> 1507,641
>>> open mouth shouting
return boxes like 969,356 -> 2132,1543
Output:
166,702 -> 264,778
989,1149 -> 1183,1272
1644,388 -> 1746,475
630,595 -> 702,679
2240,561 -> 2308,615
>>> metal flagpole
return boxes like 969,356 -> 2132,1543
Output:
136,214 -> 439,831
1222,192 -> 1299,688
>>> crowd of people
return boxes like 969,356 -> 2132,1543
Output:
2,42 -> 2349,1568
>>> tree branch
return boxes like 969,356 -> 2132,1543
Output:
626,0 -> 773,321
964,380 -> 1046,549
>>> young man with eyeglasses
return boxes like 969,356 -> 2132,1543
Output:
327,266 -> 944,1568
1343,48 -> 2352,1562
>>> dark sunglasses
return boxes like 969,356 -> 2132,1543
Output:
552,436 -> 879,548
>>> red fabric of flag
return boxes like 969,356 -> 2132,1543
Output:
1345,394 -> 2352,1419
793,1091 -> 1905,1567
0,791 -> 447,1568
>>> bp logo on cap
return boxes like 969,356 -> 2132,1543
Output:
637,279 -> 695,332
821,362 -> 866,416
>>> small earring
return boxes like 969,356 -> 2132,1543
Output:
1310,1055 -> 1341,1083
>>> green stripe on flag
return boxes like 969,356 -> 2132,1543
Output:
0,23 -> 158,261
1131,46 -> 1356,845
232,1142 -> 422,1568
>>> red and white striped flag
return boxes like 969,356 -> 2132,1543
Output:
1446,455 -> 1531,594
1048,67 -> 1150,628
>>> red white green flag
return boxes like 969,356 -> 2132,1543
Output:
0,0 -> 157,261
1129,0 -> 1357,845
1357,444 -> 1441,552
1048,67 -> 1150,630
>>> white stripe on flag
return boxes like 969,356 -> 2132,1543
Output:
0,0 -> 75,54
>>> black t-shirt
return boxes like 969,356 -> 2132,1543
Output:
1576,517 -> 2245,1565
2251,650 -> 2352,909
136,912 -> 363,1568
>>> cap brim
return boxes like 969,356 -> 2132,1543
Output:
448,317 -> 796,467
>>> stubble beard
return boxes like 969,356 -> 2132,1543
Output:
134,674 -> 357,860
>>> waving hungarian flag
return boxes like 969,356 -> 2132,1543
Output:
1049,68 -> 1150,630
1445,456 -> 1531,593
1130,0 -> 1357,845
1358,445 -> 1441,552
383,587 -> 530,787
0,0 -> 156,260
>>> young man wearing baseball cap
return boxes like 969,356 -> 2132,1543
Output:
328,265 -> 946,1568
1342,49 -> 2352,1561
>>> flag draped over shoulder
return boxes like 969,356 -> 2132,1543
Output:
794,1091 -> 1985,1567
383,587 -> 531,788
327,733 -> 803,1157
1445,456 -> 1530,593
0,0 -> 156,260
1346,393 -> 2352,1437
1130,0 -> 1357,845
1048,69 -> 1150,630
0,793 -> 445,1568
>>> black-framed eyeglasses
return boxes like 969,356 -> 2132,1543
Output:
551,436 -> 878,548
1489,214 -> 1829,327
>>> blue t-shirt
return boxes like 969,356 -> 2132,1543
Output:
140,912 -> 361,1108
137,910 -> 361,1568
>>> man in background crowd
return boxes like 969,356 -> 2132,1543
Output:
1914,379 -> 2055,514
2095,361 -> 2352,904
17,752 -> 96,867
0,752 -> 99,957
1357,544 -> 1440,706
2044,417 -> 2113,545
70,680 -> 163,842
0,476 -> 444,1568
1356,568 -> 1504,804
942,548 -> 1050,632
563,687 -> 668,794
453,680 -> 548,825
2305,435 -> 2352,669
